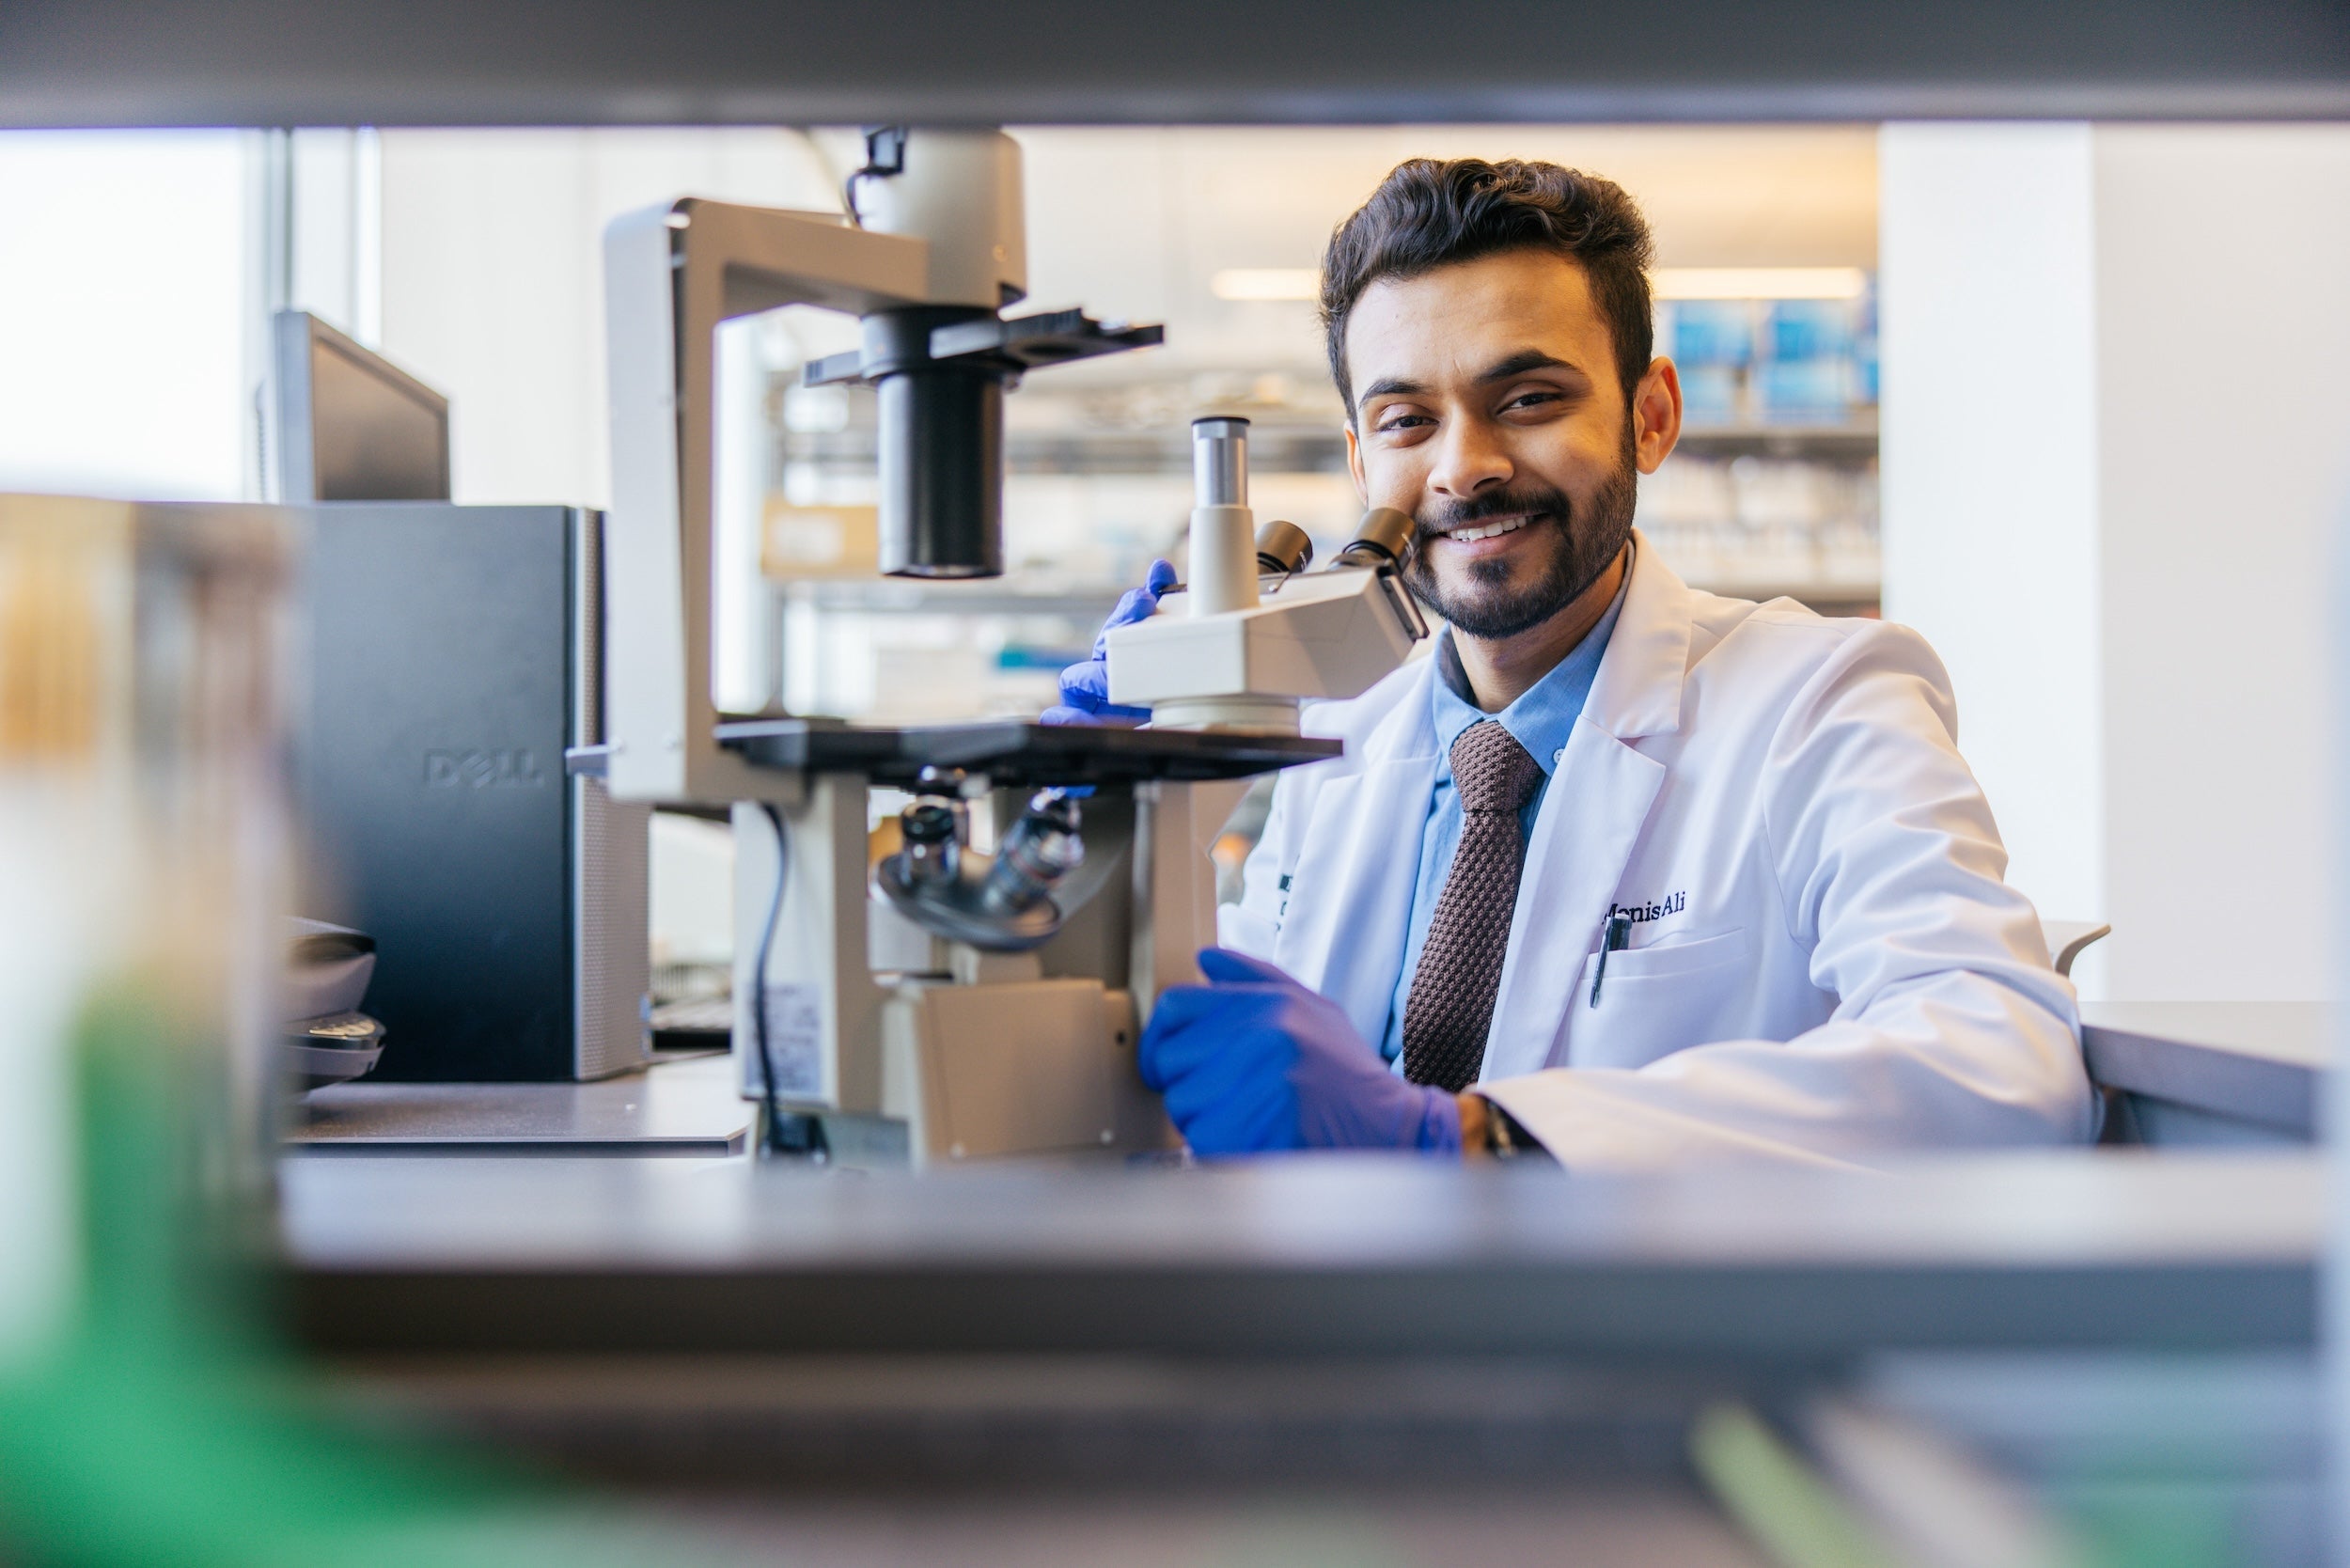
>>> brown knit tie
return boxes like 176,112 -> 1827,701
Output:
1402,721 -> 1545,1093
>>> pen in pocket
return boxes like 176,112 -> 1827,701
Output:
1589,911 -> 1634,1007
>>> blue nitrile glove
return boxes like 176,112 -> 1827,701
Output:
1138,948 -> 1463,1157
1040,557 -> 1180,726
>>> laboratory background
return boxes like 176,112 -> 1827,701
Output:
2,6 -> 2349,1564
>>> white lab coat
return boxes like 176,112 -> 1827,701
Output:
1218,532 -> 2096,1171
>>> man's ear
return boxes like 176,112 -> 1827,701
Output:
1633,357 -> 1684,476
1344,421 -> 1369,506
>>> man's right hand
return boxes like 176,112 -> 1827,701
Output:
1040,557 -> 1178,727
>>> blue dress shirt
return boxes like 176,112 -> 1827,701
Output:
1378,572 -> 1631,1065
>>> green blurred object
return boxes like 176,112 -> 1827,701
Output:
0,992 -> 556,1568
1689,1403 -> 1903,1568
0,494 -> 701,1567
2054,1483 -> 2237,1568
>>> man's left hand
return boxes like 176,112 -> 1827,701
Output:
1041,558 -> 1177,726
1138,949 -> 1462,1157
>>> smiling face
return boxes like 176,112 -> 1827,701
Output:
1343,248 -> 1682,641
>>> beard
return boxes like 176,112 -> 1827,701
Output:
1401,432 -> 1638,641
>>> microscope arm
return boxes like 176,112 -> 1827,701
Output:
603,198 -> 928,808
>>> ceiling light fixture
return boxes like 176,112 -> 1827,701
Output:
1651,267 -> 1870,301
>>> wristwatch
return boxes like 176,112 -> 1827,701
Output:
1480,1097 -> 1537,1161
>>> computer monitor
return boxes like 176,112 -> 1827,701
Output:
269,310 -> 451,503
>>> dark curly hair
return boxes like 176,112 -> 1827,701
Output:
1321,158 -> 1656,421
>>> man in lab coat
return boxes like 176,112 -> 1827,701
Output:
1054,157 -> 2095,1169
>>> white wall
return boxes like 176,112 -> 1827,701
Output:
376,128 -> 842,510
0,132 -> 254,501
1882,122 -> 2350,1000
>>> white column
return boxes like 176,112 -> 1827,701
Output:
286,127 -> 384,345
2091,126 -> 2350,1001
1881,123 -> 2350,1001
1879,123 -> 2106,975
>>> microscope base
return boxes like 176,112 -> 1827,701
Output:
882,978 -> 1165,1168
786,980 -> 1165,1170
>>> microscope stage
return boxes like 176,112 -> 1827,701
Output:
715,717 -> 1340,789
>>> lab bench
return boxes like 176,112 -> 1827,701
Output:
2080,1000 -> 2324,1145
289,1048 -> 751,1157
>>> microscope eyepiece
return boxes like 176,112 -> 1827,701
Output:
1332,506 -> 1415,570
1254,519 -> 1313,577
1190,417 -> 1249,509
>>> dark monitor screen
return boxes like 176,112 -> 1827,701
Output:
272,311 -> 451,503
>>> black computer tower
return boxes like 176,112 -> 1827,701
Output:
292,502 -> 650,1081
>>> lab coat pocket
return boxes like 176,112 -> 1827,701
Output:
1571,927 -> 1755,1071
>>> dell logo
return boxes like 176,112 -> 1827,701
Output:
423,748 -> 546,789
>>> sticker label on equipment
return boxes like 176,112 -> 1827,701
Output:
756,982 -> 824,1097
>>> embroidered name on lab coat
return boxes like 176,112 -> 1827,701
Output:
1607,891 -> 1686,924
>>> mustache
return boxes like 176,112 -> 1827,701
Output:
1414,484 -> 1574,541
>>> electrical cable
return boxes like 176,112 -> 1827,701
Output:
749,802 -> 824,1160
783,126 -> 872,229
750,804 -> 787,1152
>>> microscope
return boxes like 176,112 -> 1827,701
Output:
597,128 -> 1424,1166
